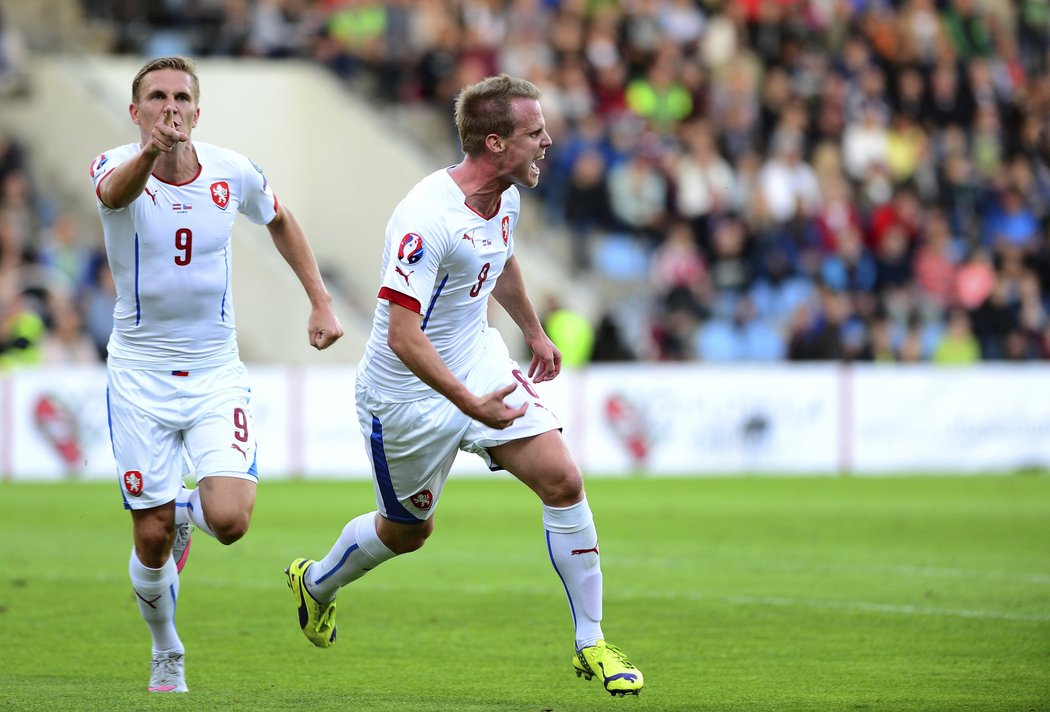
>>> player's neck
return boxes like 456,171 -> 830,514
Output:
152,143 -> 199,185
449,159 -> 507,219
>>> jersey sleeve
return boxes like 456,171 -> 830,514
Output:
89,146 -> 133,213
377,210 -> 453,314
237,154 -> 279,225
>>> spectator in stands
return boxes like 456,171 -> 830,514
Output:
40,292 -> 99,365
669,119 -> 735,250
606,143 -> 668,243
0,287 -> 44,370
757,131 -> 822,226
542,296 -> 595,369
933,307 -> 980,364
31,1 -> 1050,364
970,276 -> 1019,359
79,253 -> 116,361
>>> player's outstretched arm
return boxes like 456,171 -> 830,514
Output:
491,255 -> 561,383
387,302 -> 526,429
266,204 -> 344,350
99,106 -> 187,209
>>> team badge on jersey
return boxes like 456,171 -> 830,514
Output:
398,233 -> 425,265
211,181 -> 231,210
89,154 -> 108,179
123,470 -> 144,496
501,216 -> 510,246
410,490 -> 434,510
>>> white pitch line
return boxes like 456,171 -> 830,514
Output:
609,557 -> 1050,586
73,572 -> 1050,622
628,589 -> 1050,623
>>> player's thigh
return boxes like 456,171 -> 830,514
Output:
107,367 -> 185,509
182,363 -> 258,483
357,383 -> 465,523
461,329 -> 565,471
489,430 -> 583,506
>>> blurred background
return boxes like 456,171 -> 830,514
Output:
1,0 -> 1049,480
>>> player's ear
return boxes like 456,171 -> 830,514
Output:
487,134 -> 504,153
129,103 -> 140,126
191,107 -> 200,129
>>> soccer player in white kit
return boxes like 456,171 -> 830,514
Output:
91,56 -> 343,693
284,74 -> 643,697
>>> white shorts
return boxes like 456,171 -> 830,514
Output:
356,330 -> 561,523
107,361 -> 258,510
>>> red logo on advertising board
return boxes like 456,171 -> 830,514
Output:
123,470 -> 144,496
210,181 -> 230,209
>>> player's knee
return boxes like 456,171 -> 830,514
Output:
537,463 -> 584,507
379,518 -> 433,554
391,535 -> 426,554
136,526 -> 173,565
210,512 -> 252,545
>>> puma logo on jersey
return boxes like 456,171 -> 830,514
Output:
395,265 -> 413,286
571,545 -> 600,556
461,232 -> 492,248
143,187 -> 157,205
231,443 -> 248,460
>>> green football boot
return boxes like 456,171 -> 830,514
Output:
285,558 -> 337,648
573,640 -> 643,696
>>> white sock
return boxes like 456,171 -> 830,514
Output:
175,487 -> 216,538
543,497 -> 604,650
129,549 -> 183,654
306,512 -> 395,602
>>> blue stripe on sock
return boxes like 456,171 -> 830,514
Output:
546,530 -> 578,630
315,543 -> 360,585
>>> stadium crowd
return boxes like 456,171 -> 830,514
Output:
3,0 -> 1050,366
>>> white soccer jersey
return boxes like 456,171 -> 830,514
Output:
357,168 -> 520,400
90,141 -> 278,369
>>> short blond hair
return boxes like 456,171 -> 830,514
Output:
453,74 -> 541,157
131,56 -> 201,103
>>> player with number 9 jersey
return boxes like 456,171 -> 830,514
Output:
92,56 -> 343,695
91,141 -> 277,370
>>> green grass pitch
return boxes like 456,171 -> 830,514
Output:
1,474 -> 1048,711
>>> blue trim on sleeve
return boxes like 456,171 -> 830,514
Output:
420,274 -> 448,333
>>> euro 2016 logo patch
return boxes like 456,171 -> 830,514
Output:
90,153 -> 108,178
410,490 -> 433,510
398,233 -> 425,265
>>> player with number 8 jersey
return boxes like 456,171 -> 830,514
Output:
91,55 -> 343,694
356,168 -> 520,399
285,74 -> 642,697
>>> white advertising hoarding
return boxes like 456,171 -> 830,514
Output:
2,364 -> 1048,480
